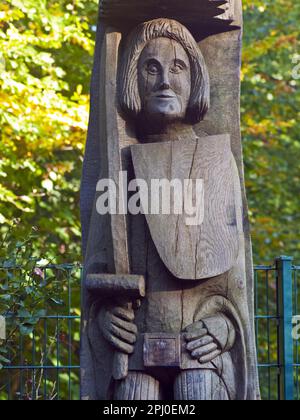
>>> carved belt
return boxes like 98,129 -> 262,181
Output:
128,332 -> 218,371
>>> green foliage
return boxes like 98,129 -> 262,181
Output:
0,0 -> 98,261
0,0 -> 299,265
242,2 -> 300,398
0,1 -> 299,265
0,0 -> 299,401
242,0 -> 300,264
0,224 -> 81,400
0,224 -> 64,368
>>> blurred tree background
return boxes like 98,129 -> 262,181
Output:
0,0 -> 98,262
243,0 -> 300,264
0,0 -> 299,264
0,0 -> 299,401
0,1 -> 97,398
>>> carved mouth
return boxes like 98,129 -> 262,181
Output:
156,95 -> 175,99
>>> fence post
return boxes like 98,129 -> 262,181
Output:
276,256 -> 294,400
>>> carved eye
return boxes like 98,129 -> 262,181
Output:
146,61 -> 160,75
170,61 -> 186,74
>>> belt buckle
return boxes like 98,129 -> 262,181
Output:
143,333 -> 181,368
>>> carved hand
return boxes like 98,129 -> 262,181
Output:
184,314 -> 236,364
98,305 -> 138,355
184,321 -> 222,364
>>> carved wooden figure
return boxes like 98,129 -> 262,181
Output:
80,0 -> 260,400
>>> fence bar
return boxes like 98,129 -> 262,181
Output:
1,260 -> 298,400
276,256 -> 294,400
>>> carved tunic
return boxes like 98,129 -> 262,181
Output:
126,132 -> 246,400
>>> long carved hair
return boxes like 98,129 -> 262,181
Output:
119,19 -> 210,124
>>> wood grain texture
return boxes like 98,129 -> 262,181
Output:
114,372 -> 162,400
104,30 -> 130,275
144,333 -> 181,367
174,369 -> 230,400
103,29 -> 132,381
196,1 -> 260,397
131,134 -> 239,280
99,0 -> 239,38
80,0 -> 260,400
112,352 -> 129,381
86,274 -> 145,299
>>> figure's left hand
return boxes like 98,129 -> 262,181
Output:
183,321 -> 222,364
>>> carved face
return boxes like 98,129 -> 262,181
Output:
138,37 -> 191,124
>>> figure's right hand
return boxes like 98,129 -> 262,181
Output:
98,305 -> 138,354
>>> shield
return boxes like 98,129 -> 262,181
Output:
130,134 -> 239,280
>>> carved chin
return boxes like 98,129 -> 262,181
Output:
151,111 -> 184,124
143,105 -> 186,124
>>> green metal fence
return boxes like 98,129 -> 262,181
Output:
255,256 -> 300,400
0,257 -> 299,400
0,264 -> 81,400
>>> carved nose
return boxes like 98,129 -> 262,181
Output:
159,81 -> 171,90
